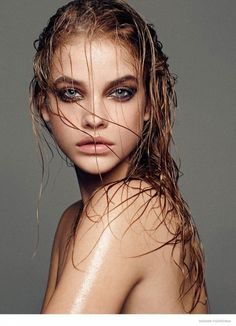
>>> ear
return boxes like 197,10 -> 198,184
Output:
40,96 -> 51,122
41,105 -> 50,122
143,105 -> 150,122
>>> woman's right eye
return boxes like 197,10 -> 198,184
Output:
56,87 -> 82,102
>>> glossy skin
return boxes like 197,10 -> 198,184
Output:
40,38 -> 208,313
41,185 -> 208,313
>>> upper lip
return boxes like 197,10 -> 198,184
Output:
77,136 -> 114,146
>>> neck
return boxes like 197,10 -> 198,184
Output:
74,162 -> 130,204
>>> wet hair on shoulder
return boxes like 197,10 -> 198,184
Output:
30,0 -> 208,313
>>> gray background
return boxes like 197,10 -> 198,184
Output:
0,0 -> 235,314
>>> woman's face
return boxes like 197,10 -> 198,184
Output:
42,37 -> 149,177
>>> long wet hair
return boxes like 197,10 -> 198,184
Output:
30,0 -> 208,313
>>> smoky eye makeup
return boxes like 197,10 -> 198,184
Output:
54,85 -> 137,103
107,86 -> 137,102
54,86 -> 83,103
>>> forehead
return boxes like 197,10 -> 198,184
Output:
51,37 -> 138,81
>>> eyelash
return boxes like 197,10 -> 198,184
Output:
108,87 -> 136,101
56,88 -> 82,103
55,86 -> 137,103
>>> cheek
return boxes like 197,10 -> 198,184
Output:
49,117 -> 73,148
114,110 -> 144,150
49,101 -> 79,131
115,102 -> 145,133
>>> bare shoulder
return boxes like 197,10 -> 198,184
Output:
56,200 -> 82,241
83,179 -> 177,259
42,181 -> 159,313
88,179 -> 206,314
42,180 -> 207,313
41,200 -> 82,312
56,200 -> 83,269
58,200 -> 82,229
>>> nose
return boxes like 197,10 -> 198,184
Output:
81,99 -> 108,130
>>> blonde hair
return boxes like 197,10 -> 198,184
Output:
30,0 -> 208,312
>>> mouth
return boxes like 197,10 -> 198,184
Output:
77,136 -> 114,154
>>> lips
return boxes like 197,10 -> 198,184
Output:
77,136 -> 114,147
76,136 -> 113,155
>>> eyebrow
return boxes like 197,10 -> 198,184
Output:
53,75 -> 138,91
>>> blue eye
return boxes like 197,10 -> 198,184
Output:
56,87 -> 82,102
109,87 -> 136,101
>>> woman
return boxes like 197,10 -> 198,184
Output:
30,0 -> 208,313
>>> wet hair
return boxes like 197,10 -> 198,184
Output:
30,0 -> 208,313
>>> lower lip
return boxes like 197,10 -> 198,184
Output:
78,143 -> 112,154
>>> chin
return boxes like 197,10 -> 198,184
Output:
74,158 -> 129,180
72,151 -> 130,179
75,162 -> 117,176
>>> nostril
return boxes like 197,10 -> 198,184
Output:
83,113 -> 108,129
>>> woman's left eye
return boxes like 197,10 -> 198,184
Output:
109,87 -> 136,101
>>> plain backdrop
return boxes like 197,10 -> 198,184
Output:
0,0 -> 235,314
